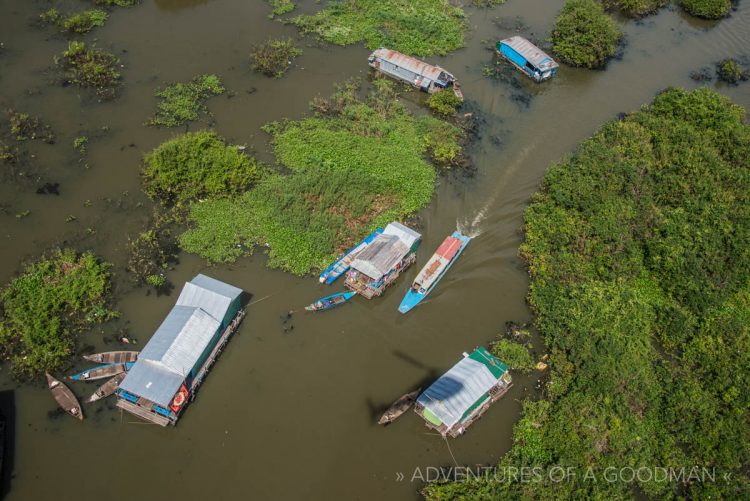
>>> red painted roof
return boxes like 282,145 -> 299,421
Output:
435,236 -> 462,260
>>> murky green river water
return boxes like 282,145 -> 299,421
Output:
0,0 -> 748,499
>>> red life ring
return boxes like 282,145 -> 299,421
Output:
172,390 -> 186,408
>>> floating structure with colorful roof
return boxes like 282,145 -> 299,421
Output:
368,48 -> 463,100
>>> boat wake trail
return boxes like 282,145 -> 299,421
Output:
457,137 -> 542,238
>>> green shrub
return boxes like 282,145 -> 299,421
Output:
180,80 -> 464,273
426,90 -> 463,116
267,0 -> 295,17
292,0 -> 467,56
62,10 -> 107,33
148,74 -> 225,127
7,110 -> 54,143
57,41 -> 121,99
716,58 -> 749,84
142,130 -> 258,207
680,0 -> 732,18
491,338 -> 535,373
425,88 -> 750,499
249,38 -> 302,78
39,8 -> 62,24
93,0 -> 139,6
0,249 -> 116,378
603,0 -> 668,16
550,0 -> 623,69
73,136 -> 88,153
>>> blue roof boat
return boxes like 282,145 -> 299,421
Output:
305,291 -> 357,312
398,231 -> 471,314
319,229 -> 383,285
69,362 -> 134,381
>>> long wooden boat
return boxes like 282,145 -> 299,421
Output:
398,231 -> 471,314
378,388 -> 421,425
46,373 -> 83,420
83,351 -> 139,364
69,362 -> 133,382
87,372 -> 126,403
305,291 -> 356,312
319,229 -> 382,284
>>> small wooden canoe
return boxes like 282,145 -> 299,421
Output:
83,351 -> 139,364
305,291 -> 356,312
46,373 -> 83,420
87,372 -> 126,403
69,362 -> 133,382
378,388 -> 421,425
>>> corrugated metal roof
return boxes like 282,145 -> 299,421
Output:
383,222 -> 421,249
138,306 -> 220,376
118,359 -> 184,408
351,234 -> 408,280
176,274 -> 242,323
500,36 -> 558,71
371,48 -> 453,82
417,356 -> 499,428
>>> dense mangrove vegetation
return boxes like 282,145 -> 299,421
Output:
680,0 -> 733,18
551,0 -> 623,69
147,75 -> 225,127
179,79 -> 465,273
0,249 -> 116,378
424,88 -> 749,499
291,0 -> 468,56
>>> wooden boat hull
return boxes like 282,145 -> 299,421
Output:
87,372 -> 126,403
398,231 -> 471,314
378,388 -> 421,425
305,291 -> 356,312
46,373 -> 83,420
83,351 -> 139,364
69,362 -> 133,381
319,229 -> 382,285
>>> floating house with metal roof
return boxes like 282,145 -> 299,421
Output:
116,274 -> 245,426
496,36 -> 559,82
345,222 -> 421,299
414,347 -> 512,437
368,48 -> 463,100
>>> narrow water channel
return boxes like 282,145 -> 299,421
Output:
0,0 -> 748,499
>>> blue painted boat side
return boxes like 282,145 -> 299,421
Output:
306,291 -> 357,312
318,291 -> 356,303
398,231 -> 471,314
319,229 -> 383,285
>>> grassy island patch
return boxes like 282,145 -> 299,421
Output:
249,38 -> 302,78
147,74 -> 225,127
93,0 -> 140,7
424,88 -> 750,499
266,0 -> 295,17
179,79 -> 465,274
56,41 -> 121,100
602,0 -> 668,17
142,130 -> 258,207
551,0 -> 623,69
0,249 -> 116,378
292,0 -> 467,56
41,8 -> 108,34
680,0 -> 732,18
716,58 -> 748,84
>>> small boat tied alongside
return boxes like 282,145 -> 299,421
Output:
46,373 -> 83,420
87,372 -> 127,403
83,351 -> 139,364
69,362 -> 133,382
368,48 -> 463,100
305,291 -> 356,312
398,231 -> 471,314
378,388 -> 421,425
496,36 -> 559,82
319,229 -> 382,285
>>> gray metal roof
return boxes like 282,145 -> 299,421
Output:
118,359 -> 185,408
139,305 -> 220,377
382,222 -> 421,249
501,36 -> 558,71
176,274 -> 242,323
417,356 -> 498,428
351,234 -> 408,281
